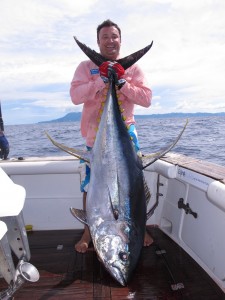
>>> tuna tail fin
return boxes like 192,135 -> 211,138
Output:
117,41 -> 153,70
45,132 -> 90,163
74,37 -> 107,66
142,119 -> 188,169
70,208 -> 88,226
74,36 -> 153,70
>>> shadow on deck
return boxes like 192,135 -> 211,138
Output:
1,226 -> 225,300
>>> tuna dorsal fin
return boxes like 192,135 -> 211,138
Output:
142,119 -> 188,169
70,208 -> 88,226
74,37 -> 153,70
45,132 -> 90,163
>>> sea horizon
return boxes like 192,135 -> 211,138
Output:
3,115 -> 225,167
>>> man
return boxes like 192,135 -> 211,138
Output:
0,131 -> 9,160
70,19 -> 153,253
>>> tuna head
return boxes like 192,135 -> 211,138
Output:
90,220 -> 144,286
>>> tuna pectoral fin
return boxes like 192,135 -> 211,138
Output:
70,208 -> 88,226
142,119 -> 188,169
45,132 -> 90,163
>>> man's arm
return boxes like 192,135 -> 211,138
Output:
70,61 -> 105,105
120,64 -> 152,108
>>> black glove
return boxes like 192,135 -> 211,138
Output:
0,135 -> 9,159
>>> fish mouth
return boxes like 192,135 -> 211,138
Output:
111,263 -> 128,286
114,270 -> 127,286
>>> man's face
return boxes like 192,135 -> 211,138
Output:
97,26 -> 121,60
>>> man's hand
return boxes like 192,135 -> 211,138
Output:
99,61 -> 126,88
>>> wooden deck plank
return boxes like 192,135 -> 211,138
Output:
150,228 -> 225,300
1,227 -> 225,299
162,152 -> 225,183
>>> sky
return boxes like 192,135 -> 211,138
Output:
1,0 -> 225,125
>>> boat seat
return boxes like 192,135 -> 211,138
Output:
0,220 -> 16,284
0,221 -> 7,240
0,167 -> 25,216
0,167 -> 31,261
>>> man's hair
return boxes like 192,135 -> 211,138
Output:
97,19 -> 121,41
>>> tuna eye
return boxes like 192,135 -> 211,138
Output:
119,251 -> 129,261
113,209 -> 119,220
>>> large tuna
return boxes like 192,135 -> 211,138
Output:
46,38 -> 187,285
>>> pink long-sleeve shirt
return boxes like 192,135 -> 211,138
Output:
70,60 -> 152,147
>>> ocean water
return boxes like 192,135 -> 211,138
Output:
4,116 -> 225,167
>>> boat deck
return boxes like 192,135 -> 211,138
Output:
1,226 -> 225,300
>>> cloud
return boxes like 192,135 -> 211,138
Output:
1,0 -> 225,124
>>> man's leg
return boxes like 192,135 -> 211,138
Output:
75,192 -> 91,253
144,230 -> 154,246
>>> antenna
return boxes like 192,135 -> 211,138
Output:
0,100 -> 4,132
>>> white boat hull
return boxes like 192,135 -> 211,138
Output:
1,153 -> 225,293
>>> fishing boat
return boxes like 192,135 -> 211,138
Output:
0,152 -> 225,299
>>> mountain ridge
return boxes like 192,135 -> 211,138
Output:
38,111 -> 225,123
